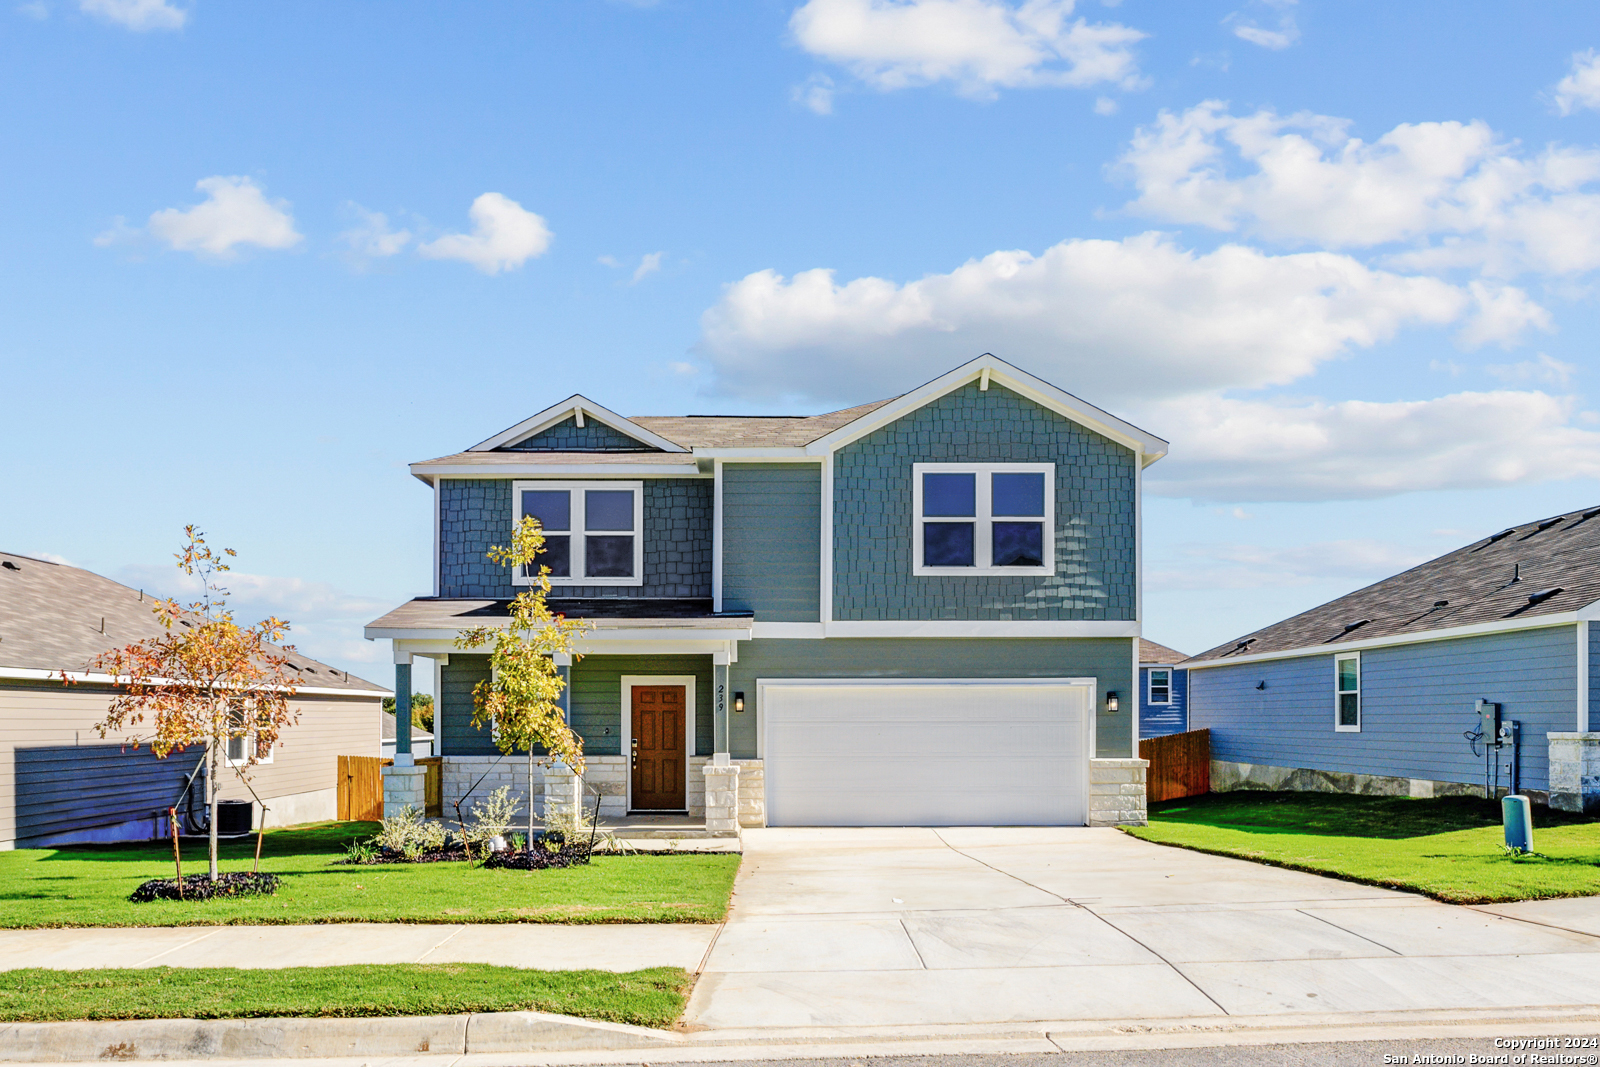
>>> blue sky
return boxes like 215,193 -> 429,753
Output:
4,0 -> 1600,687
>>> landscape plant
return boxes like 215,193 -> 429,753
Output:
456,516 -> 590,849
72,527 -> 300,883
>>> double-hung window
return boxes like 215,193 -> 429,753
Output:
512,481 -> 643,586
1334,652 -> 1361,732
912,463 -> 1054,576
1148,669 -> 1171,705
224,700 -> 272,766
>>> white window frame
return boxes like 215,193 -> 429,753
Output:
912,462 -> 1055,576
1334,651 -> 1361,733
1147,668 -> 1172,705
224,705 -> 273,766
511,480 -> 644,587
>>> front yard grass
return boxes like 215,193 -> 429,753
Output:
1125,791 -> 1600,904
0,822 -> 740,928
0,964 -> 691,1027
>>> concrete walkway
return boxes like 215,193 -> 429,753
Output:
684,827 -> 1600,1035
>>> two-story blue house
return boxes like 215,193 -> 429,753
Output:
365,355 -> 1168,829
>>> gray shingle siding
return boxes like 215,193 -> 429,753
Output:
831,381 -> 1136,621
504,416 -> 654,451
728,636 -> 1134,759
1188,626 -> 1577,793
721,463 -> 821,622
439,478 -> 712,598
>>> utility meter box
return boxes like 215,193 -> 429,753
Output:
1477,699 -> 1502,747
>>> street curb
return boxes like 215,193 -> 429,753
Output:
0,1010 -> 677,1062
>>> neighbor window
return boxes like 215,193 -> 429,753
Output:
912,463 -> 1054,576
224,701 -> 273,766
512,481 -> 643,586
1334,652 -> 1361,732
1148,669 -> 1171,705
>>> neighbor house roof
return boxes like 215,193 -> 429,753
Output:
382,712 -> 433,742
0,551 -> 387,695
1138,639 -> 1188,665
1186,505 -> 1600,665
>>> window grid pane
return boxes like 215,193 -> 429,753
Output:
585,534 -> 634,578
584,490 -> 634,531
923,473 -> 976,517
522,490 -> 571,533
924,522 -> 975,567
992,521 -> 1044,567
991,472 -> 1045,516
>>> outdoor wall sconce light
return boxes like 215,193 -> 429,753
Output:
733,692 -> 745,713
1105,691 -> 1120,713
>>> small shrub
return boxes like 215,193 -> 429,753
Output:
463,786 -> 519,847
342,838 -> 378,864
373,805 -> 451,861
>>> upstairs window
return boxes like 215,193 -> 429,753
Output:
912,463 -> 1054,576
1148,669 -> 1171,705
513,481 -> 643,586
1334,652 -> 1361,732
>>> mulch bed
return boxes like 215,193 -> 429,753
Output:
129,872 -> 280,903
481,841 -> 594,870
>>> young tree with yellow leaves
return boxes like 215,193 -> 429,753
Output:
81,527 -> 300,882
456,515 -> 590,848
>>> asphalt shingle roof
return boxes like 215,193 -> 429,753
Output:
0,551 -> 387,692
1187,505 -> 1600,664
1139,639 -> 1188,664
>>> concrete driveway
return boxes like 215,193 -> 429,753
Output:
685,827 -> 1600,1035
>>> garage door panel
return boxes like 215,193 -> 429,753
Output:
762,681 -> 1087,827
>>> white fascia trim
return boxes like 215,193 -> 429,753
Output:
469,395 -> 689,453
752,622 -> 826,639
803,354 -> 1169,464
1579,620 -> 1591,733
1186,611 -> 1590,671
0,665 -> 388,699
410,463 -> 704,479
375,626 -> 753,644
758,676 -> 1100,688
576,638 -> 743,657
691,448 -> 818,460
577,626 -> 753,644
822,620 -> 1139,638
712,459 -> 723,613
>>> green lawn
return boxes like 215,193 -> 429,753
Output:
1125,792 -> 1600,904
0,822 -> 740,928
0,964 -> 691,1027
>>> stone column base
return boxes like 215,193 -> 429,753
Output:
1548,732 -> 1600,814
381,765 -> 426,820
1087,758 -> 1149,827
702,762 -> 741,838
545,762 -> 582,821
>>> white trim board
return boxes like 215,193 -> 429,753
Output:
0,665 -> 388,699
1185,611 -> 1595,671
411,463 -> 704,481
822,620 -> 1139,638
804,354 -> 1168,465
619,674 -> 697,812
470,395 -> 688,454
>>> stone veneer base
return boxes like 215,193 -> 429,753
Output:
1087,758 -> 1148,827
436,755 -> 767,825
1211,758 -> 1549,806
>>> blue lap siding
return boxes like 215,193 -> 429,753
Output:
1188,626 -> 1578,793
1139,666 -> 1188,739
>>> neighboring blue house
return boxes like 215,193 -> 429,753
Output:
1138,638 -> 1189,739
1186,510 -> 1600,813
366,354 -> 1169,830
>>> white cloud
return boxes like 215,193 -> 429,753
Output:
80,0 -> 184,30
1486,352 -> 1578,387
1093,95 -> 1117,116
1149,538 -> 1429,591
18,2 -> 48,20
699,233 -> 1471,406
336,205 -> 411,261
418,192 -> 552,274
793,73 -> 837,114
1141,390 -> 1600,502
1554,49 -> 1600,116
632,251 -> 664,283
789,0 -> 1146,100
1117,101 -> 1600,276
145,176 -> 302,257
1225,2 -> 1298,51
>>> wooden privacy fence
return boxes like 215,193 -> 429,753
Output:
1139,728 -> 1211,803
337,755 -> 388,821
337,755 -> 443,821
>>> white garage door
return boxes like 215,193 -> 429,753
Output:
761,680 -> 1090,827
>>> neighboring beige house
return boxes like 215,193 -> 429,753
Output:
0,550 -> 387,849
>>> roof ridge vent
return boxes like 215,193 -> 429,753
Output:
1527,586 -> 1563,607
1518,517 -> 1565,540
1473,528 -> 1517,551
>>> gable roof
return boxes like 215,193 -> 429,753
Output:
1139,638 -> 1188,664
0,551 -> 387,695
470,395 -> 689,454
413,355 -> 1167,480
1187,505 -> 1600,666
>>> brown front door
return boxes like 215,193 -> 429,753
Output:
631,685 -> 686,810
